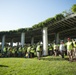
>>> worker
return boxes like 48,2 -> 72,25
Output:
36,44 -> 41,60
27,44 -> 31,58
65,38 -> 74,62
59,41 -> 65,58
72,39 -> 76,58
30,47 -> 35,58
48,44 -> 53,56
53,43 -> 59,56
3,46 -> 7,57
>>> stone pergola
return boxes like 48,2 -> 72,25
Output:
0,14 -> 76,55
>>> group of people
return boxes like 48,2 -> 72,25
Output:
49,38 -> 76,62
1,44 -> 36,58
0,44 -> 42,59
0,38 -> 76,61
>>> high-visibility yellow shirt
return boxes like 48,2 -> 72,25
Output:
12,50 -> 15,54
53,44 -> 57,50
36,45 -> 40,51
66,42 -> 73,50
3,47 -> 6,52
27,47 -> 31,52
74,44 -> 76,47
31,48 -> 35,53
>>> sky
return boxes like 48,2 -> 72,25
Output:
0,0 -> 76,31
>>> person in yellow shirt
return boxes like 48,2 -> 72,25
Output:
66,38 -> 74,62
53,43 -> 59,56
48,44 -> 53,56
3,47 -> 7,57
36,44 -> 41,60
72,39 -> 76,58
27,44 -> 31,58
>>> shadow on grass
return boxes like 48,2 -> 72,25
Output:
0,65 -> 9,67
41,57 -> 69,61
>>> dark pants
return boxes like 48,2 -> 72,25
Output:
27,52 -> 30,58
60,50 -> 64,58
48,50 -> 53,56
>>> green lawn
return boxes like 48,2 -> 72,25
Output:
0,56 -> 76,75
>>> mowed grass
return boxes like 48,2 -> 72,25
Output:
0,56 -> 76,75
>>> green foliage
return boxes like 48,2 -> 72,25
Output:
9,30 -> 18,34
46,18 -> 53,23
17,28 -> 27,32
0,56 -> 76,75
55,14 -> 65,21
32,24 -> 39,29
32,13 -> 65,28
44,17 -> 56,26
71,4 -> 76,13
38,22 -> 45,28
49,17 -> 56,23
32,17 -> 56,28
26,28 -> 33,31
0,31 -> 9,35
32,22 -> 44,29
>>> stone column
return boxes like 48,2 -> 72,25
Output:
43,27 -> 48,56
17,42 -> 19,46
10,39 -> 13,47
2,35 -> 5,51
21,32 -> 25,47
31,37 -> 34,45
55,33 -> 60,44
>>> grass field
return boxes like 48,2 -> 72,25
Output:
0,56 -> 76,75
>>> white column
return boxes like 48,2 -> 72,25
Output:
10,39 -> 13,47
2,35 -> 5,51
21,32 -> 25,47
17,42 -> 19,46
31,37 -> 34,45
56,33 -> 59,44
43,27 -> 48,56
